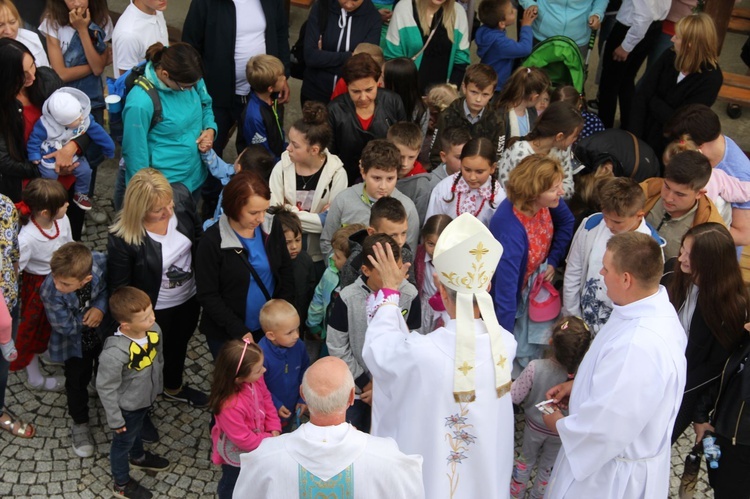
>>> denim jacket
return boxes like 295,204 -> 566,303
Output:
64,22 -> 107,109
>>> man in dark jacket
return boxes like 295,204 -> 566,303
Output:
182,0 -> 291,215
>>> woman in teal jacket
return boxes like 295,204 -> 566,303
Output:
384,0 -> 470,93
519,0 -> 607,53
122,42 -> 217,198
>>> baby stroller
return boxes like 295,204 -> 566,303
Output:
522,33 -> 597,94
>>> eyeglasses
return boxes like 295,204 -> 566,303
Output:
170,77 -> 197,91
236,338 -> 253,376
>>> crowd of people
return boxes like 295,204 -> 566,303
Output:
0,0 -> 748,497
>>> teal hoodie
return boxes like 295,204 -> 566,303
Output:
122,62 -> 217,192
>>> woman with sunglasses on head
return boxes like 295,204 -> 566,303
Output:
120,42 -> 217,207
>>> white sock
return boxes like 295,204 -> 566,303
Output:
26,355 -> 45,386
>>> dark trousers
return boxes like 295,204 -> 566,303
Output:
203,95 -> 248,219
597,20 -> 662,129
707,434 -> 750,499
217,464 -> 241,499
64,350 -> 99,424
154,296 -> 200,391
671,387 -> 702,444
110,406 -> 148,485
346,399 -> 371,433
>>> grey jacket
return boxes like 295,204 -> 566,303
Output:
327,276 -> 421,391
96,323 -> 164,429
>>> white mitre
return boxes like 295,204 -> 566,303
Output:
432,212 -> 511,402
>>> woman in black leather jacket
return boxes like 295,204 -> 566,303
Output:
666,223 -> 749,446
327,53 -> 406,184
107,168 -> 206,407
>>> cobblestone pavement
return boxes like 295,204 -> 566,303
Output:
0,195 -> 713,498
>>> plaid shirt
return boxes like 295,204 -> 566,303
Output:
40,252 -> 108,362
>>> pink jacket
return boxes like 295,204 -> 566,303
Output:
706,168 -> 750,205
211,376 -> 282,465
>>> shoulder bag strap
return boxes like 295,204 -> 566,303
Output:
237,249 -> 272,301
626,131 -> 640,179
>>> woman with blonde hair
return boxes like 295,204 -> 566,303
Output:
0,0 -> 48,66
384,0 -> 470,93
489,154 -> 574,374
107,168 -> 207,411
630,12 -> 722,158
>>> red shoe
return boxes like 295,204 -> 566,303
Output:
73,193 -> 92,210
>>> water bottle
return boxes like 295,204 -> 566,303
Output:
703,431 -> 721,469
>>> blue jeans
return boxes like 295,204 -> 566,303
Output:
0,304 -> 19,410
39,151 -> 92,195
217,464 -> 241,499
110,406 -> 148,485
346,400 -> 371,433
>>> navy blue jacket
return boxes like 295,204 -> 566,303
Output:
258,336 -> 310,421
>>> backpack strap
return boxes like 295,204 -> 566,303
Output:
133,76 -> 163,131
625,131 -> 640,179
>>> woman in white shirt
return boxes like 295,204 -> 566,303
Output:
0,0 -> 49,67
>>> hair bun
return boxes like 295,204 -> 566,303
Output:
301,101 -> 328,125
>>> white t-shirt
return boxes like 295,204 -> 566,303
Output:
233,0 -> 266,96
112,2 -> 168,77
146,214 -> 196,309
39,16 -> 113,54
18,215 -> 73,275
16,28 -> 50,67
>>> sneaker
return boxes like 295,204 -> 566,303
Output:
73,193 -> 93,211
112,478 -> 153,499
87,207 -> 108,224
162,384 -> 209,408
71,423 -> 95,458
130,451 -> 170,471
40,350 -> 64,367
140,410 -> 159,444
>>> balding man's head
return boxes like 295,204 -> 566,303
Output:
301,357 -> 355,418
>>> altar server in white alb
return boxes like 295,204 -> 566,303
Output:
232,356 -> 424,499
543,231 -> 687,499
363,212 -> 517,499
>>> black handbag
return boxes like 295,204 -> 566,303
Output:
290,0 -> 329,80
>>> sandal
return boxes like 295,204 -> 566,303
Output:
0,409 -> 35,438
27,375 -> 65,392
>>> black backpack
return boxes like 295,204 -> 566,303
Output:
110,62 -> 163,130
290,0 -> 329,80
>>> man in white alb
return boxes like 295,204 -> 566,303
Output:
111,0 -> 169,78
544,231 -> 687,498
232,356 -> 424,498
363,212 -> 517,499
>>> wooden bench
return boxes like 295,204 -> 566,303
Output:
730,7 -> 750,35
719,71 -> 750,106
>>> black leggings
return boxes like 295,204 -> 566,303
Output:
707,434 -> 750,499
154,296 -> 200,391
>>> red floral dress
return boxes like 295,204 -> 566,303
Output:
513,207 -> 553,288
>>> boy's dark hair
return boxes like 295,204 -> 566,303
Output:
598,177 -> 646,218
665,104 -> 722,145
664,150 -> 712,191
478,0 -> 511,27
50,242 -> 93,280
362,233 -> 401,270
463,63 -> 498,92
331,223 -> 367,255
238,145 -> 276,183
369,197 -> 407,228
360,139 -> 400,173
387,122 -> 423,151
109,286 -> 152,324
267,205 -> 302,236
440,126 -> 472,153
551,316 -> 591,374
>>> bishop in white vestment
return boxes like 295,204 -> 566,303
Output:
233,357 -> 424,498
363,213 -> 518,499
545,232 -> 687,499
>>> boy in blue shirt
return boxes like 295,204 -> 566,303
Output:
475,0 -> 536,92
258,299 -> 310,432
242,55 -> 288,162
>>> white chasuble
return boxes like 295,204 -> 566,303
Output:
363,301 -> 518,499
234,422 -> 424,498
546,287 -> 687,499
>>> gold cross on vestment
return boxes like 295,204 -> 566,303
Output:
496,356 -> 507,369
457,362 -> 473,376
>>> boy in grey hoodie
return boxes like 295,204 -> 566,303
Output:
327,234 -> 421,433
97,287 -> 169,499
26,87 -> 115,210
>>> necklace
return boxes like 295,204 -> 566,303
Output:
31,216 -> 60,240
297,160 -> 324,190
456,192 -> 487,217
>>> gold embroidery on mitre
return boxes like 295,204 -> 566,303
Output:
453,390 -> 476,403
457,361 -> 473,376
496,381 -> 512,398
441,242 -> 494,291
